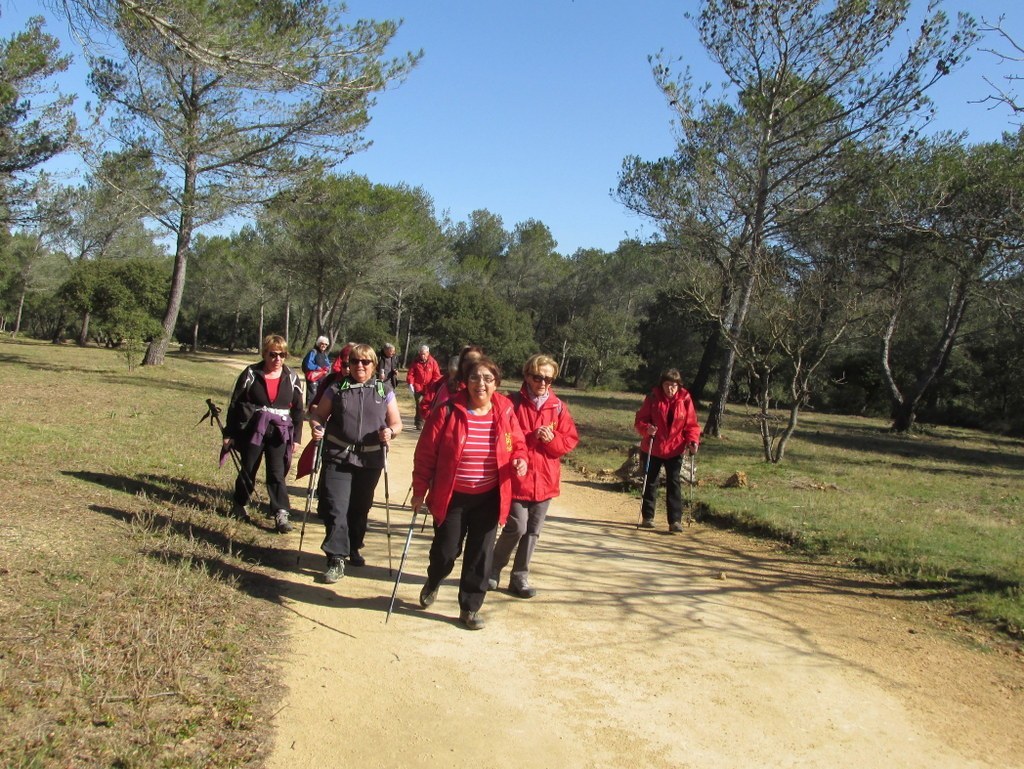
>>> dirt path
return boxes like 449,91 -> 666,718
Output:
262,418 -> 1024,769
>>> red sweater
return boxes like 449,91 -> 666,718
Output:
510,386 -> 579,502
412,390 -> 527,526
406,355 -> 442,393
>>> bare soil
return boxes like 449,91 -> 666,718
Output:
262,424 -> 1024,769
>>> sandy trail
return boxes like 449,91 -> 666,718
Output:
262,417 -> 1024,769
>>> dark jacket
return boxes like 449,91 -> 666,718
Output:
225,363 -> 304,445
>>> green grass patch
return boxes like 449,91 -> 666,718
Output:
562,390 -> 1024,638
1,338 -> 280,768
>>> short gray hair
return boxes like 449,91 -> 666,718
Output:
316,335 -> 329,347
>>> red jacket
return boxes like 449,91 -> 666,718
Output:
412,390 -> 527,526
406,354 -> 442,393
510,386 -> 579,502
634,386 -> 701,459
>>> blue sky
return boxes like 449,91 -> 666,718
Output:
3,0 -> 1023,254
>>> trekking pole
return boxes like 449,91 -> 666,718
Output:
636,436 -> 653,529
685,452 -> 696,506
296,438 -> 324,566
383,445 -> 393,575
386,505 -> 422,623
200,398 -> 262,510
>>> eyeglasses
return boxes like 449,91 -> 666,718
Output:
266,351 -> 286,359
349,358 -> 372,367
468,374 -> 496,384
530,375 -> 554,385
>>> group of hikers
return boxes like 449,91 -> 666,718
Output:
220,335 -> 700,630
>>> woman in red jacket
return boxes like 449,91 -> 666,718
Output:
411,357 -> 527,630
634,368 -> 700,533
490,354 -> 578,598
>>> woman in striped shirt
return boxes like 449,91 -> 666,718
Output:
411,357 -> 527,630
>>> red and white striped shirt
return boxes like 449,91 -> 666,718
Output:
453,411 -> 498,493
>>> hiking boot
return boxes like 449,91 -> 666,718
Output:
348,550 -> 366,567
669,521 -> 683,533
510,582 -> 536,599
231,503 -> 251,522
487,577 -> 498,591
275,510 -> 293,533
459,610 -> 485,630
323,557 -> 344,584
639,518 -> 655,529
419,582 -> 438,608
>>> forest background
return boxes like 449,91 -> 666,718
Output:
2,0 -> 1024,451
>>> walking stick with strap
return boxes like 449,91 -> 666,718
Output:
199,398 -> 262,510
383,445 -> 393,575
386,505 -> 422,624
296,438 -> 324,565
636,436 -> 653,529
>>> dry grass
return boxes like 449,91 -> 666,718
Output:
0,338 -> 287,768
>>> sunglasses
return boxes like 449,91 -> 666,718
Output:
266,351 -> 286,359
530,375 -> 554,385
349,358 -> 372,367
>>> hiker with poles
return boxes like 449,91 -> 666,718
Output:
411,356 -> 527,630
406,344 -> 442,430
307,343 -> 402,584
634,368 -> 700,533
301,336 -> 332,407
490,354 -> 579,599
223,334 -> 305,533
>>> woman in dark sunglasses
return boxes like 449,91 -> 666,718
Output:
490,354 -> 578,598
223,334 -> 305,533
308,343 -> 402,584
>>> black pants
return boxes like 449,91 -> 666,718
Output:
234,431 -> 290,512
317,461 -> 382,558
426,488 -> 499,613
640,453 -> 683,524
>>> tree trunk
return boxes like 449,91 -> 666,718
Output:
191,318 -> 199,353
144,155 -> 198,366
77,310 -> 91,346
257,300 -> 265,348
13,288 -> 26,337
689,322 -> 720,402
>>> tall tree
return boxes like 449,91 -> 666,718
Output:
620,0 -> 976,437
57,0 -> 420,364
0,13 -> 76,223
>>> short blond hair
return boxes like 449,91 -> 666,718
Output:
523,353 -> 558,380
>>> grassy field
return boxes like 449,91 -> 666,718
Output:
1,338 -> 1021,766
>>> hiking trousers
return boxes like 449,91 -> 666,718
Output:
491,498 -> 551,588
640,453 -> 683,525
425,488 -> 499,613
234,431 -> 290,512
317,461 -> 382,558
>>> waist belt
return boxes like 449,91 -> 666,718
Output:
326,433 -> 382,453
258,406 -> 291,419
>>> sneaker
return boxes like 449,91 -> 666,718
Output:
275,510 -> 293,533
510,582 -> 536,599
348,550 -> 366,567
459,610 -> 485,630
323,557 -> 344,584
231,503 -> 251,522
639,518 -> 655,529
669,521 -> 683,533
487,577 -> 498,590
419,582 -> 438,608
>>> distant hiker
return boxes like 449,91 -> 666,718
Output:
223,334 -> 304,533
308,343 -> 353,411
420,355 -> 460,416
634,368 -> 700,533
406,344 -> 442,430
301,336 -> 332,407
308,343 -> 402,583
377,343 -> 399,390
411,357 -> 528,630
490,354 -> 579,598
